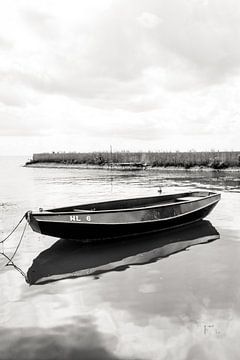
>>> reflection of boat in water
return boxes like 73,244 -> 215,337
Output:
27,220 -> 219,285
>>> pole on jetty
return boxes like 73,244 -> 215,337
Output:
110,145 -> 113,171
110,145 -> 113,192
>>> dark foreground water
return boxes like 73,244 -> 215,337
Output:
0,157 -> 240,360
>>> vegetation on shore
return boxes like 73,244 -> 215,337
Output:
26,151 -> 240,170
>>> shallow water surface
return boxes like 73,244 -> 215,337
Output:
0,157 -> 240,360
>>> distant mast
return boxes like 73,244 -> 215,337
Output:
110,145 -> 113,170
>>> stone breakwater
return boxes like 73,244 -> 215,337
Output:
25,151 -> 240,171
24,162 -> 240,172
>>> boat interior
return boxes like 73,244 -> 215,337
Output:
48,191 -> 214,213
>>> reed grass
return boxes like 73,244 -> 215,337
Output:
27,151 -> 240,169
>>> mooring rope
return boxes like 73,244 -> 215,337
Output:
1,252 -> 28,281
0,212 -> 27,244
0,212 -> 29,282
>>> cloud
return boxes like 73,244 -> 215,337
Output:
4,0 -> 239,105
0,0 -> 240,152
0,36 -> 12,49
137,12 -> 161,28
22,9 -> 58,40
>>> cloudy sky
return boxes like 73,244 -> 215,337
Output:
0,0 -> 240,155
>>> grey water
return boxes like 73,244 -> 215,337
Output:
0,156 -> 240,360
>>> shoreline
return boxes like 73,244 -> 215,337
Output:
24,162 -> 240,172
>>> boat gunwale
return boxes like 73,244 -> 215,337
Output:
33,192 -> 220,216
33,197 -> 220,226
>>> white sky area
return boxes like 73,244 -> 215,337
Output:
0,0 -> 240,155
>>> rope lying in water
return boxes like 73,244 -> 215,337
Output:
0,213 -> 27,244
0,213 -> 29,282
1,253 -> 28,282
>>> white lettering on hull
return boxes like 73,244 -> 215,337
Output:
70,215 -> 92,222
70,215 -> 81,222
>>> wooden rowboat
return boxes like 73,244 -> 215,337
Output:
26,190 -> 220,241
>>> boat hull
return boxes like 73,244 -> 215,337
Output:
27,194 -> 220,241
